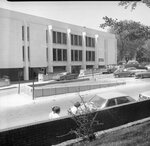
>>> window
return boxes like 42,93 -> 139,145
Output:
22,46 -> 25,61
99,58 -> 104,62
62,33 -> 67,44
86,51 -> 95,61
71,50 -> 74,61
53,48 -> 67,61
71,34 -> 73,45
22,26 -> 24,41
53,48 -> 56,61
92,51 -> 95,61
71,50 -> 82,62
117,97 -> 130,105
28,46 -> 30,61
57,49 -> 62,61
71,34 -> 82,46
53,31 -> 56,43
46,48 -> 48,61
74,35 -> 78,45
75,50 -> 78,61
107,99 -> 116,107
79,50 -> 82,61
63,49 -> 67,61
57,32 -> 61,44
27,26 -> 29,41
46,30 -> 48,44
79,36 -> 82,46
53,31 -> 67,44
86,36 -> 95,47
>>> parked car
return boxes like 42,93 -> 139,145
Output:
69,92 -> 136,114
135,70 -> 150,79
139,91 -> 150,101
113,68 -> 134,78
58,72 -> 79,81
91,92 -> 136,109
114,67 -> 147,78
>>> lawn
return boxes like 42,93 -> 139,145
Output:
69,119 -> 150,146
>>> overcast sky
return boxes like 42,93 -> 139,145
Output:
0,1 -> 150,31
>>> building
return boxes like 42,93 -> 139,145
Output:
0,8 -> 117,81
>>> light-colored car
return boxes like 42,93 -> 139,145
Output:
91,92 -> 136,109
139,91 -> 150,101
70,92 -> 136,115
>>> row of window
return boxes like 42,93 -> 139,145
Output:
22,26 -> 30,41
22,26 -> 95,48
22,47 -> 95,62
86,51 -> 95,61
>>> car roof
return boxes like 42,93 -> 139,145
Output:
94,92 -> 128,100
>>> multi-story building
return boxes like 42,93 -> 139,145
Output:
0,8 -> 117,81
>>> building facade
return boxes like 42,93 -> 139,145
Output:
0,8 -> 117,81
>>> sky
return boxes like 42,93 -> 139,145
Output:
0,1 -> 150,32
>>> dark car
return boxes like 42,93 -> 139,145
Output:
135,70 -> 150,79
58,73 -> 78,81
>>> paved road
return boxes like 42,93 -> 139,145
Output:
0,76 -> 150,131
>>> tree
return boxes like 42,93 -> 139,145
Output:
100,16 -> 150,62
118,0 -> 150,10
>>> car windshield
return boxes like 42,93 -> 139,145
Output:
91,97 -> 107,108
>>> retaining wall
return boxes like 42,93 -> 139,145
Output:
1,100 -> 150,146
26,82 -> 125,98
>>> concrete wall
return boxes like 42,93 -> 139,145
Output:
30,23 -> 47,67
24,82 -> 125,98
0,17 -> 23,68
1,100 -> 150,146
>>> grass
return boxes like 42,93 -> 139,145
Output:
69,119 -> 150,146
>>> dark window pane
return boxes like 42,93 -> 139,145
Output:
57,32 -> 61,44
46,48 -> 48,61
28,46 -> 30,61
92,51 -> 95,61
79,50 -> 82,61
22,26 -> 24,41
92,38 -> 95,47
107,99 -> 116,107
53,31 -> 56,43
86,36 -> 88,46
63,49 -> 67,61
79,35 -> 82,46
86,51 -> 88,61
63,33 -> 67,44
89,37 -> 91,47
27,26 -> 29,41
57,49 -> 62,61
89,51 -> 92,61
75,50 -> 78,61
74,35 -> 78,45
71,34 -> 73,45
117,97 -> 130,105
46,30 -> 48,44
53,48 -> 56,61
22,46 -> 25,61
71,50 -> 74,61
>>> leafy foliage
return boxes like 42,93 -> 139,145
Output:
100,16 -> 150,62
118,0 -> 150,10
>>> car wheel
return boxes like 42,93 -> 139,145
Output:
115,74 -> 119,78
140,75 -> 143,79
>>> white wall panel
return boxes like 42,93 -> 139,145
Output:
0,18 -> 23,68
29,23 -> 47,67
